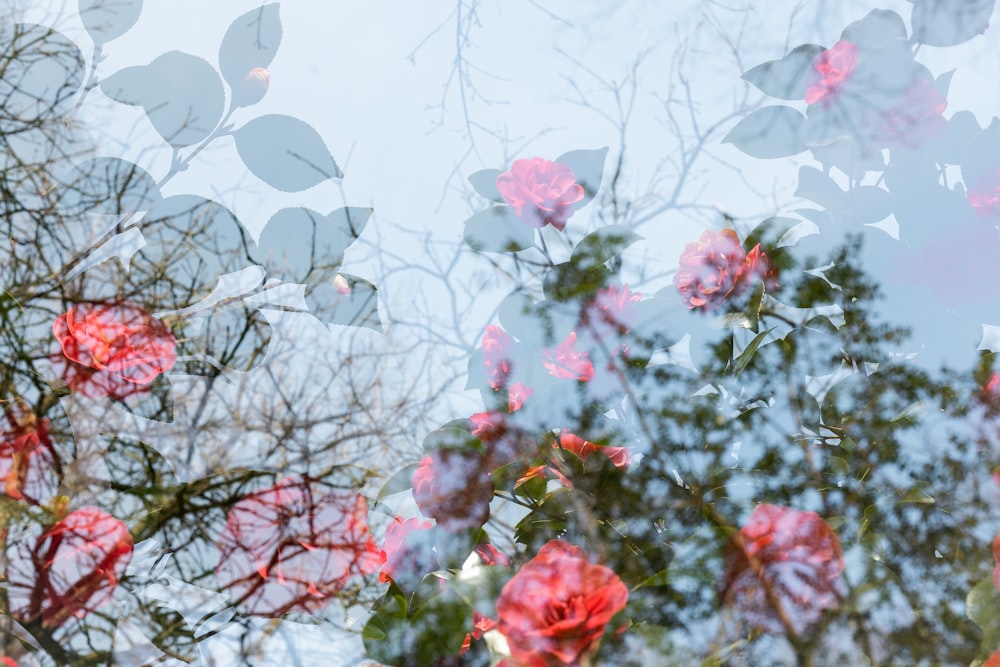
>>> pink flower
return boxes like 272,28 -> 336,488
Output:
215,476 -> 382,616
483,325 -> 514,390
984,650 -> 1000,667
866,79 -> 947,149
968,167 -> 1000,218
412,451 -> 494,531
52,302 -> 176,399
719,504 -> 846,636
805,40 -> 859,107
542,332 -> 594,381
496,158 -> 585,231
469,411 -> 533,467
556,431 -> 631,468
6,507 -> 133,628
474,542 -> 512,568
0,401 -> 57,504
379,516 -> 434,585
674,229 -> 776,311
233,67 -> 270,107
496,540 -> 629,666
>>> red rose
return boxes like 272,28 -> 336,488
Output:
6,507 -> 133,628
412,450 -> 494,532
483,325 -> 514,390
719,503 -> 846,636
0,401 -> 58,504
805,40 -> 858,107
674,229 -> 775,311
542,332 -> 594,382
496,158 -> 585,231
52,302 -> 177,399
215,476 -> 382,616
968,166 -> 1000,218
556,431 -> 631,469
379,516 -> 435,585
496,540 -> 628,666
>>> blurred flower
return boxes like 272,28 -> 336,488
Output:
496,158 -> 585,231
496,540 -> 628,666
719,503 -> 846,636
805,40 -> 859,107
984,650 -> 1000,667
674,229 -> 776,311
473,541 -> 511,568
865,79 -> 947,149
52,302 -> 176,399
412,450 -> 494,532
556,431 -> 631,468
6,507 -> 133,628
483,325 -> 514,390
0,400 -> 57,504
379,516 -> 434,585
968,167 -> 1000,218
215,476 -> 382,616
233,67 -> 270,106
542,332 -> 594,381
333,273 -> 351,296
582,284 -> 642,340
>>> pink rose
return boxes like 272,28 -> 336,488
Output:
542,332 -> 594,381
496,158 -> 586,231
215,476 -> 382,616
805,40 -> 859,107
483,325 -> 514,390
379,516 -> 434,585
6,507 -> 133,628
968,167 -> 1000,218
52,302 -> 176,399
412,450 -> 494,531
556,431 -> 631,468
0,401 -> 57,504
674,229 -> 776,311
496,539 -> 629,666
865,79 -> 947,149
719,503 -> 846,636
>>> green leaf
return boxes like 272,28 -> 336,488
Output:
732,328 -> 774,375
468,169 -> 504,202
570,225 -> 643,266
556,147 -> 609,206
307,273 -> 381,331
234,114 -> 342,192
899,487 -> 935,504
375,462 -> 421,507
254,206 -> 371,282
967,578 -> 1000,652
742,44 -> 824,100
463,206 -> 535,253
142,51 -> 226,147
218,3 -> 282,89
79,0 -> 143,44
911,0 -> 993,47
841,9 -> 908,49
723,106 -> 806,159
